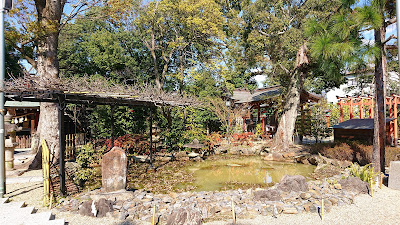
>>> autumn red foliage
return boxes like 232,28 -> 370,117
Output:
104,134 -> 150,155
232,132 -> 254,146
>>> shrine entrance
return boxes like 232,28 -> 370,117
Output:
337,95 -> 400,146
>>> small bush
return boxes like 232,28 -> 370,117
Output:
348,163 -> 378,185
75,143 -> 106,185
310,141 -> 400,166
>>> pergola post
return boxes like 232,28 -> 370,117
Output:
301,104 -> 305,137
58,95 -> 66,196
110,105 -> 115,148
394,95 -> 398,146
149,107 -> 153,168
0,5 -> 6,198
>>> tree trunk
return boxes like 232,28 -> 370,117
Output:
272,43 -> 308,151
34,0 -> 66,165
373,26 -> 386,173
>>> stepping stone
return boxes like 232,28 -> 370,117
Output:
42,219 -> 65,225
0,197 -> 9,204
26,211 -> 53,221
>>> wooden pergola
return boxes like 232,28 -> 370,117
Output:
3,88 -> 199,195
337,95 -> 400,146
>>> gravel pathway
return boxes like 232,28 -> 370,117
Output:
205,186 -> 400,225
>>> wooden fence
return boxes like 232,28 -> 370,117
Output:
15,133 -> 86,160
65,133 -> 86,160
16,135 -> 32,149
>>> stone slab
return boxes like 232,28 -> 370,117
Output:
389,161 -> 400,190
102,147 -> 127,192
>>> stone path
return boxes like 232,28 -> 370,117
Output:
0,197 -> 65,225
2,148 -> 66,225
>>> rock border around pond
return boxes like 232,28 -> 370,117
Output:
56,173 -> 371,224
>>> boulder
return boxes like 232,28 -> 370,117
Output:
175,151 -> 188,158
254,189 -> 282,201
277,175 -> 308,192
263,153 -> 284,161
79,198 -> 114,218
188,152 -> 200,158
339,177 -> 370,194
272,153 -> 284,161
166,208 -> 202,225
264,153 -> 274,161
78,200 -> 95,217
95,198 -> 114,218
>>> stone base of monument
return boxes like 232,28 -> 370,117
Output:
388,161 -> 400,190
90,189 -> 135,202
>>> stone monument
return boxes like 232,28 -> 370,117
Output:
102,147 -> 128,192
389,161 -> 400,190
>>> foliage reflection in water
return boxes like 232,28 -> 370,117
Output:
182,156 -> 315,191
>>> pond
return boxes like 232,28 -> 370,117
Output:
181,156 -> 316,192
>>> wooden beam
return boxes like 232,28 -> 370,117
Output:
394,95 -> 398,146
58,96 -> 66,196
110,106 -> 115,148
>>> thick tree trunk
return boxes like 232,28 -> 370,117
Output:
373,26 -> 386,173
272,43 -> 308,151
272,73 -> 302,151
33,0 -> 66,165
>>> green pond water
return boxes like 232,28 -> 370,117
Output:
183,156 -> 316,192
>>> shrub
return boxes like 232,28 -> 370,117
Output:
204,132 -> 222,150
310,141 -> 400,166
75,143 -> 106,185
348,163 -> 378,185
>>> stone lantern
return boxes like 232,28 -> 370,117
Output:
4,112 -> 22,170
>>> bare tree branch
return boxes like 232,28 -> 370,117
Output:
383,34 -> 396,45
386,17 -> 397,26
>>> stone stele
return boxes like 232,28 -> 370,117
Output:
389,161 -> 400,190
102,147 -> 128,192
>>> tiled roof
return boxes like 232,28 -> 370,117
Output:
332,118 -> 395,130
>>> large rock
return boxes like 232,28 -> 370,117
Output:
166,208 -> 202,225
389,161 -> 400,190
95,198 -> 114,218
78,200 -> 95,217
78,198 -> 113,218
277,175 -> 308,192
102,147 -> 128,192
339,177 -> 370,194
254,189 -> 282,201
263,153 -> 284,161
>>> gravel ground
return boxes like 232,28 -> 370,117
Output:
5,169 -> 400,225
205,186 -> 400,225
